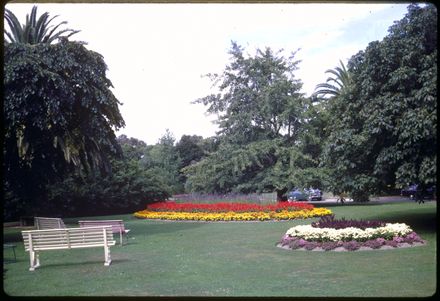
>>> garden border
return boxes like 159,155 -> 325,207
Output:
276,241 -> 426,252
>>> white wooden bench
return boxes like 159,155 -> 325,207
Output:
22,226 -> 116,271
78,220 -> 130,245
34,216 -> 66,229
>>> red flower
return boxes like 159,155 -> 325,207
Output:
146,201 -> 314,213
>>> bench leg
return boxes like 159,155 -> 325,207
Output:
29,250 -> 40,271
11,246 -> 17,262
104,245 -> 112,266
35,252 -> 40,268
29,251 -> 35,271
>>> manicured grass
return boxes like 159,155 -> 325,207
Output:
3,201 -> 436,297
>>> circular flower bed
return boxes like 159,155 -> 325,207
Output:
277,215 -> 425,251
134,201 -> 332,221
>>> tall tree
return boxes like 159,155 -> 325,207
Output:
4,6 -> 79,44
4,37 -> 125,217
186,42 -> 321,199
321,3 -> 437,201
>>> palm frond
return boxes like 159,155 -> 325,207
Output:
4,6 -> 79,44
30,6 -> 38,28
314,89 -> 339,96
326,77 -> 343,89
45,28 -> 80,44
325,69 -> 343,80
43,20 -> 68,42
5,8 -> 24,43
4,29 -> 15,43
34,12 -> 50,42
313,59 -> 352,99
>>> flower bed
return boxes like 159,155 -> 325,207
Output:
278,215 -> 425,251
134,201 -> 332,221
146,201 -> 314,212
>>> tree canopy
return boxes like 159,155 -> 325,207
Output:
4,35 -> 125,217
194,42 -> 305,144
186,42 -> 324,199
320,3 -> 437,201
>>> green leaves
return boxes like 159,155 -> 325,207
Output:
321,3 -> 437,200
194,42 -> 305,144
187,42 -> 327,197
4,39 -> 125,213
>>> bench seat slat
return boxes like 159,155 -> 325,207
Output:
24,238 -> 114,247
25,241 -> 116,251
23,236 -> 114,244
24,233 -> 108,240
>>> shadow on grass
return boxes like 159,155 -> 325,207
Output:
3,230 -> 24,243
374,210 -> 437,233
28,258 -> 133,270
313,200 -> 436,233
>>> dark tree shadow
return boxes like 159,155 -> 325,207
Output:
374,211 -> 437,233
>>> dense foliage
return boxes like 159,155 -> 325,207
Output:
43,155 -> 170,217
311,215 -> 385,230
320,3 -> 437,201
3,39 -> 125,219
185,42 -> 324,199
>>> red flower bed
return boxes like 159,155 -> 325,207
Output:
147,201 -> 314,213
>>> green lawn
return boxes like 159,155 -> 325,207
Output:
3,201 -> 436,297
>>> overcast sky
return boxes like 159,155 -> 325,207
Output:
5,2 -> 410,145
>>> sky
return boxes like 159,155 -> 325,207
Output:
5,2 -> 410,145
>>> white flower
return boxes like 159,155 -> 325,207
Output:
284,222 -> 414,242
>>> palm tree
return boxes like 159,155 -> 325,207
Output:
4,6 -> 79,44
313,60 -> 351,99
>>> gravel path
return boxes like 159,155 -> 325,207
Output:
309,195 -> 436,205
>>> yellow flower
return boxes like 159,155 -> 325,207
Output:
134,207 -> 332,221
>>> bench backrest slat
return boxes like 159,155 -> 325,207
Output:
78,220 -> 126,233
34,217 -> 66,229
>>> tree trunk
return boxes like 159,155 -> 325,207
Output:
276,188 -> 288,202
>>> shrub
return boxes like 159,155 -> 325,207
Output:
304,241 -> 319,250
311,214 -> 386,230
363,238 -> 385,249
342,241 -> 361,251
